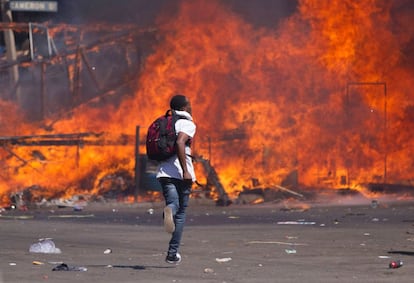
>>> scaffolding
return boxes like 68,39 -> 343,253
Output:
1,21 -> 157,120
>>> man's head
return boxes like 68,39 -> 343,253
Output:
170,94 -> 191,114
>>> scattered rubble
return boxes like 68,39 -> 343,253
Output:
52,263 -> 87,272
204,267 -> 215,273
277,221 -> 316,225
247,240 -> 307,246
3,169 -> 414,213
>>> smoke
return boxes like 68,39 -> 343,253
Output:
36,0 -> 298,27
223,0 -> 298,27
53,0 -> 170,25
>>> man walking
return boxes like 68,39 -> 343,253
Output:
156,94 -> 196,264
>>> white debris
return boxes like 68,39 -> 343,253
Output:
29,238 -> 61,254
215,257 -> 232,263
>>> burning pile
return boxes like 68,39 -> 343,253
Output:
1,0 -> 414,207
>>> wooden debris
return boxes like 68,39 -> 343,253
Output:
270,184 -> 304,198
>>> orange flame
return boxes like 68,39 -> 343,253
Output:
1,0 -> 414,206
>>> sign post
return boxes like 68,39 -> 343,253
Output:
9,1 -> 58,12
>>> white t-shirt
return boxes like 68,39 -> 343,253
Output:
156,110 -> 196,181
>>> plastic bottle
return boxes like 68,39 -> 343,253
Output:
389,260 -> 403,269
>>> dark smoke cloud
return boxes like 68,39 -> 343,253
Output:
55,0 -> 171,25
11,0 -> 174,25
224,0 -> 298,27
13,0 -> 297,27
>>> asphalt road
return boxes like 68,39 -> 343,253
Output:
1,198 -> 414,283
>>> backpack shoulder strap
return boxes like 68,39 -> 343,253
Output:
170,110 -> 192,147
170,110 -> 190,120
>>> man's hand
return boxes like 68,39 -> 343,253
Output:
183,171 -> 193,186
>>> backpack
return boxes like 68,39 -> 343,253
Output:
146,110 -> 184,161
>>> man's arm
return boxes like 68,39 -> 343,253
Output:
176,131 -> 192,183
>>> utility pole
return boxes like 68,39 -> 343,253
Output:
1,0 -> 19,99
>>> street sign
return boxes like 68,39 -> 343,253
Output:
9,1 -> 58,12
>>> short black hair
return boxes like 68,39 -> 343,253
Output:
170,94 -> 188,110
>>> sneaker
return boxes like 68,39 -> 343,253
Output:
163,206 -> 175,233
166,253 -> 181,264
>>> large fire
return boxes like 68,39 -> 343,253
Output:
1,0 -> 414,206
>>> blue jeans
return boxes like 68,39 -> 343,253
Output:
159,177 -> 191,256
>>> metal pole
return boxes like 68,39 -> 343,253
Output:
40,62 -> 46,119
1,0 -> 19,96
134,126 -> 140,202
46,27 -> 52,57
29,22 -> 34,60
